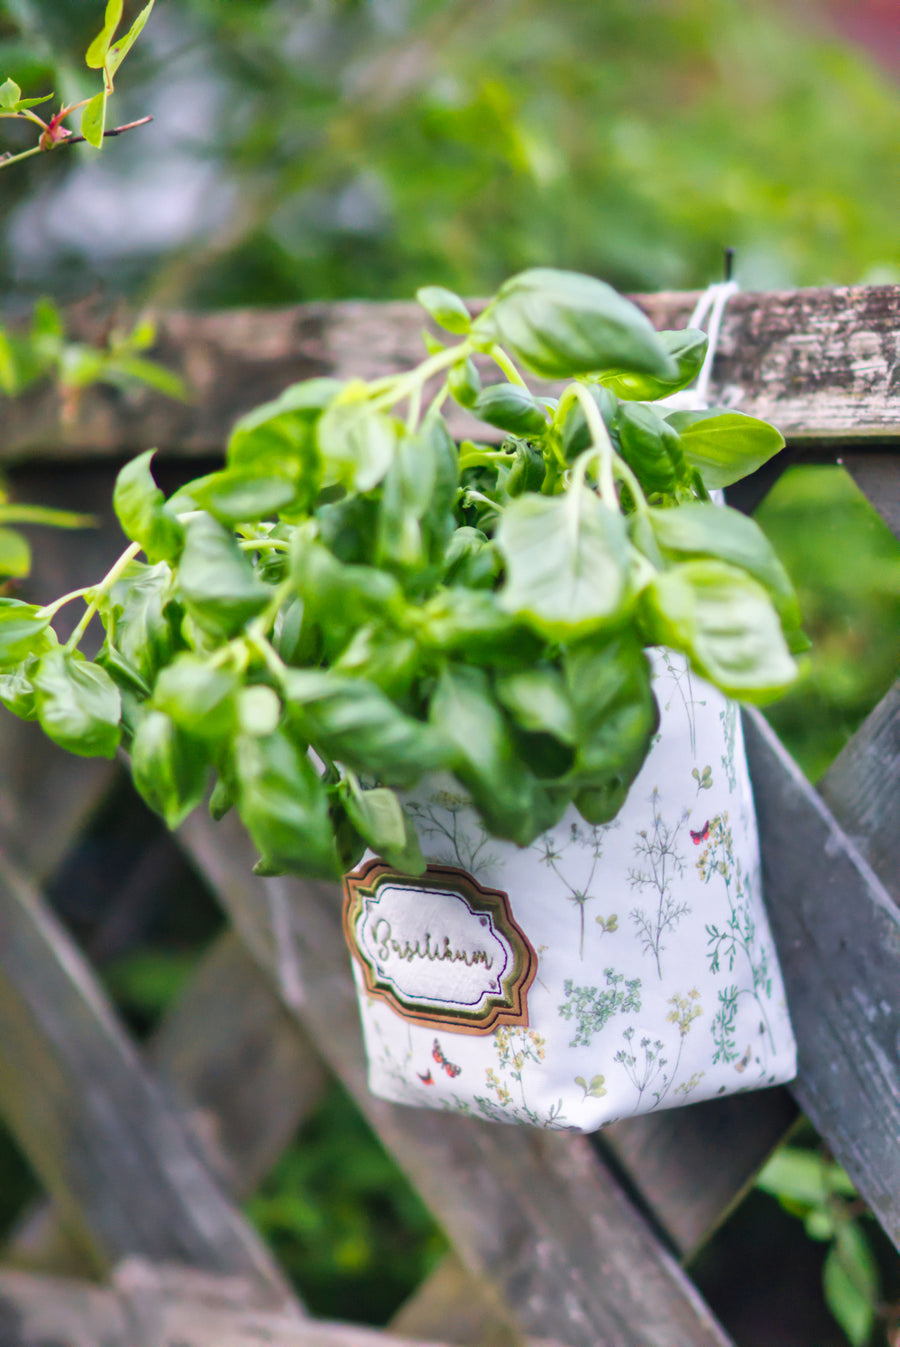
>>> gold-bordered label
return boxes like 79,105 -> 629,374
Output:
342,860 -> 536,1034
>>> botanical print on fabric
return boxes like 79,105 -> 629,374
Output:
476,1026 -> 568,1129
696,811 -> 776,1074
534,816 -> 617,958
406,790 -> 499,881
628,789 -> 690,978
558,969 -> 642,1048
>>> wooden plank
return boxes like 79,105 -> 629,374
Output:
742,708 -> 900,1249
0,854 -> 298,1305
4,930 -> 330,1275
817,681 -> 900,906
178,810 -> 734,1347
0,1263 -> 566,1347
1,286 -> 899,462
601,1088 -> 798,1258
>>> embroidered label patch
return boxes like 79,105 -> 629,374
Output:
343,860 -> 537,1034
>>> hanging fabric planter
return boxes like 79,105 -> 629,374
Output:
343,652 -> 797,1130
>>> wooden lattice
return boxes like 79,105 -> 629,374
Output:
0,285 -> 897,1347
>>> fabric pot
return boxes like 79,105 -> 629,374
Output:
343,652 -> 797,1131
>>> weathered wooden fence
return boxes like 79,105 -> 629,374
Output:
0,284 -> 897,1346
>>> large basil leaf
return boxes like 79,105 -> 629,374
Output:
176,515 -> 270,639
152,655 -> 240,740
226,378 -> 340,509
33,649 -> 122,758
333,624 -> 419,698
647,503 -> 803,637
101,561 -> 179,686
188,471 -> 298,526
233,729 -> 338,878
113,450 -> 183,564
416,588 -> 538,667
557,383 -> 618,462
341,779 -> 426,876
665,410 -> 785,488
131,709 -> 210,828
495,666 -> 576,745
440,527 -> 500,589
497,488 -> 631,639
599,328 -> 708,401
429,664 -> 560,843
290,529 -> 405,659
472,268 -> 677,381
563,634 -> 658,821
0,659 -> 38,720
317,394 -> 397,493
471,383 -> 549,437
642,560 -> 798,700
283,669 -> 449,787
614,402 -> 686,494
0,599 -> 57,667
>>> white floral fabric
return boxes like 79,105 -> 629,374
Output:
344,652 -> 797,1130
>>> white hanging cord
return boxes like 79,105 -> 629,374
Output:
661,275 -> 739,412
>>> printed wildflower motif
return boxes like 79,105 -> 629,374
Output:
628,789 -> 690,978
661,650 -> 706,758
595,913 -> 618,935
692,764 -> 713,793
667,988 -> 703,1038
406,791 -> 499,879
675,1071 -> 706,1099
534,817 -> 616,958
575,1074 -> 608,1100
615,988 -> 704,1112
476,1027 -> 563,1127
719,702 -> 739,793
558,968 -> 642,1048
697,813 -> 775,1066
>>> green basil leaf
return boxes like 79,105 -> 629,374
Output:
0,600 -> 57,667
599,328 -> 709,401
448,357 -> 482,408
189,471 -> 297,526
416,588 -> 538,666
497,488 -> 631,639
208,774 -> 234,821
290,529 -> 404,658
564,634 -> 657,783
226,379 -> 339,512
237,685 -> 282,737
472,268 -> 677,381
234,730 -> 338,879
429,664 -> 559,844
665,410 -> 785,489
504,441 -> 546,498
33,649 -> 122,758
415,286 -> 471,335
471,383 -> 548,437
283,670 -> 449,787
131,709 -> 209,829
615,402 -> 686,494
102,560 -> 179,686
113,450 -> 183,564
642,560 -> 798,701
176,514 -> 270,639
341,780 -> 426,876
556,383 -> 618,462
333,624 -> 419,698
153,655 -> 240,740
439,526 -> 500,589
647,503 -> 803,635
0,659 -> 38,720
495,666 -> 576,744
317,396 -> 397,493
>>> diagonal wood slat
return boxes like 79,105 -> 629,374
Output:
0,854 -> 299,1307
1,286 -> 898,462
178,810 -> 734,1347
743,708 -> 900,1249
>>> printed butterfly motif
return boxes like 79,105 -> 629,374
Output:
734,1045 -> 752,1073
418,1070 -> 435,1086
690,820 -> 710,844
432,1038 -> 462,1078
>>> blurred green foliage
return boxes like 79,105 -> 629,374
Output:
1,0 -> 899,305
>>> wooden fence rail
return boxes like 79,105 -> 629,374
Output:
0,284 -> 897,1346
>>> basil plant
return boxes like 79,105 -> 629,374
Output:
0,269 -> 803,880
